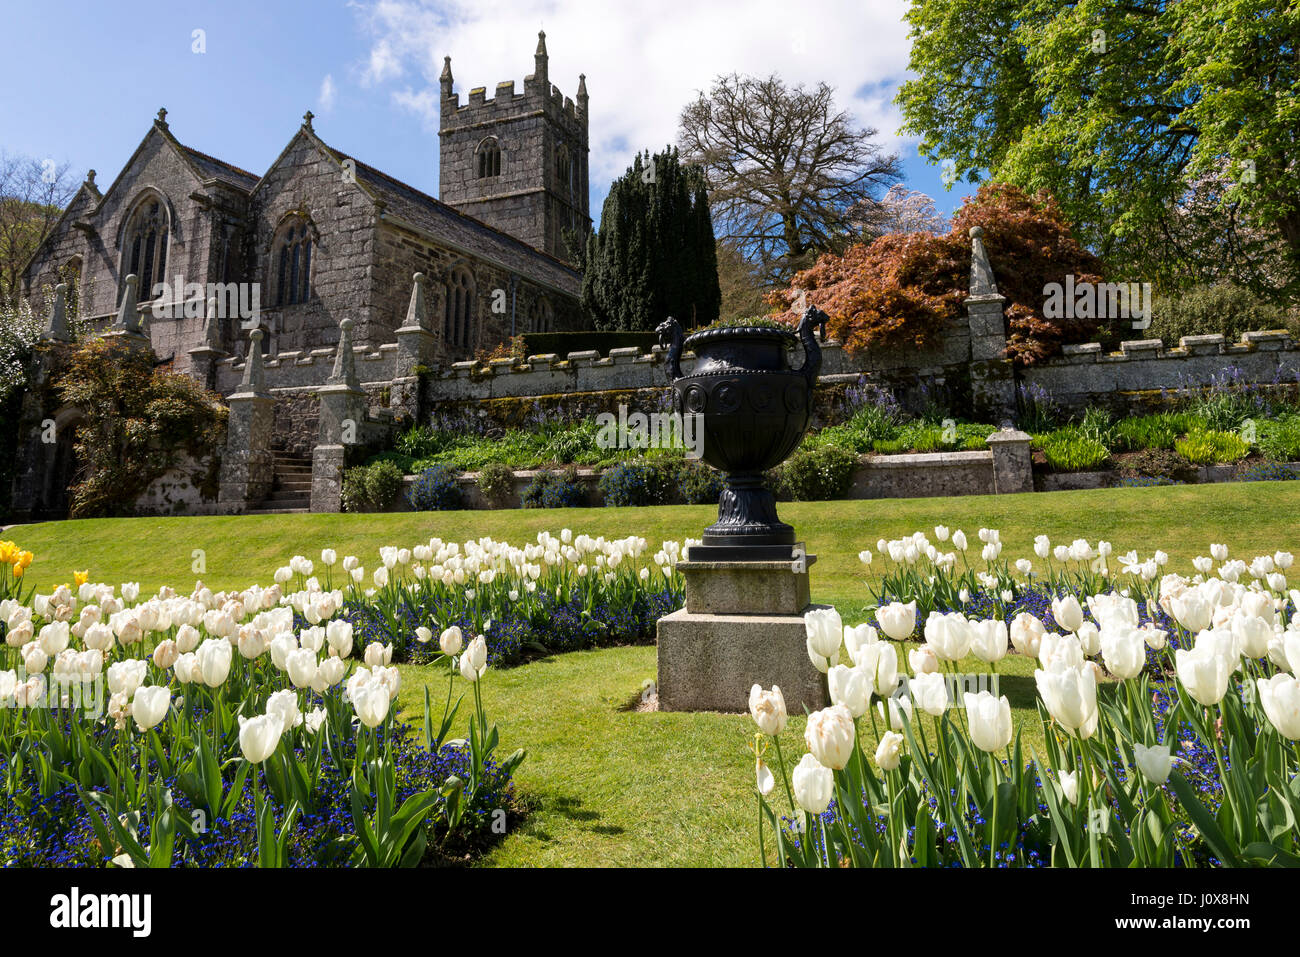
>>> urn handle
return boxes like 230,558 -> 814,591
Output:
797,306 -> 827,385
656,315 -> 685,381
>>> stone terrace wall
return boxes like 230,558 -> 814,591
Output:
1021,332 -> 1300,413
215,344 -> 398,395
421,325 -> 970,406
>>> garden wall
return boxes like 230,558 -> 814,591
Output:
1021,332 -> 1300,413
134,452 -> 223,516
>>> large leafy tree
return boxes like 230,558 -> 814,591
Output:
678,73 -> 902,285
897,0 -> 1300,301
766,183 -> 1107,365
582,147 -> 721,331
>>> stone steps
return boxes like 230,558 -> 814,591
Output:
249,449 -> 314,513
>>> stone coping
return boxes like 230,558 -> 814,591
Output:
676,556 -> 818,572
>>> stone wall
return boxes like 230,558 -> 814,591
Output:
420,327 -> 969,406
215,344 -> 398,395
1021,332 -> 1300,413
848,450 -> 995,499
135,453 -> 223,515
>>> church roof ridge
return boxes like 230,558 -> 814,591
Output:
175,142 -> 261,190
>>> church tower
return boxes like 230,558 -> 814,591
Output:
439,31 -> 590,262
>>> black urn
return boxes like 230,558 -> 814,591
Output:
657,307 -> 826,560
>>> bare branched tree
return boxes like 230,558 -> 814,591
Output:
0,151 -> 80,304
678,73 -> 901,285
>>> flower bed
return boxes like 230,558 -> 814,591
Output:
325,531 -> 688,666
0,541 -> 525,867
750,528 -> 1300,867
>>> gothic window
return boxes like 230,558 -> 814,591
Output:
444,267 -> 475,348
58,256 -> 82,316
527,296 -> 553,333
272,219 -> 313,307
476,138 -> 502,179
556,145 -> 571,194
123,195 -> 169,300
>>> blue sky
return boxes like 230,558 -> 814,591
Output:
0,0 -> 964,224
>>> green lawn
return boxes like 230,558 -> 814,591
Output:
396,643 -> 1046,867
7,481 -> 1299,866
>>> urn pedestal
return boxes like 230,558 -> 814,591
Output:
656,550 -> 830,713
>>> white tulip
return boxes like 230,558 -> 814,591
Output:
1174,645 -> 1232,707
1133,742 -> 1173,785
238,713 -> 283,763
853,641 -> 899,697
107,659 -> 147,698
1034,659 -> 1098,738
352,681 -> 391,728
908,645 -> 939,675
842,623 -> 878,664
266,689 -> 303,732
804,704 -> 856,770
285,648 -> 318,689
827,665 -> 872,717
876,601 -> 917,641
326,619 -> 353,658
877,693 -> 914,731
969,618 -> 1009,663
908,671 -> 948,717
924,611 -> 972,661
748,684 -> 787,736
364,642 -> 393,667
1059,769 -> 1079,805
1010,612 -> 1046,657
196,638 -> 232,688
1256,673 -> 1300,740
874,731 -> 905,771
1051,595 -> 1085,634
1099,625 -> 1146,680
804,607 -> 843,660
439,625 -> 464,657
1171,592 -> 1213,633
791,753 -> 834,814
130,686 -> 171,732
460,635 -> 488,681
964,691 -> 1013,752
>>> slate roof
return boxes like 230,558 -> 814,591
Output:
322,142 -> 581,296
177,144 -> 260,192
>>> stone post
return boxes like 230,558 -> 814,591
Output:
986,428 -> 1034,494
391,272 -> 438,420
218,327 -> 276,512
311,318 -> 367,512
43,283 -> 72,342
965,227 -> 1017,422
104,273 -> 152,352
187,296 -> 225,392
657,550 -> 830,713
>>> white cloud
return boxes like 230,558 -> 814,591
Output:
349,0 -> 915,187
319,74 -> 338,111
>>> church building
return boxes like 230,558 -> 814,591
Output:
21,31 -> 592,377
